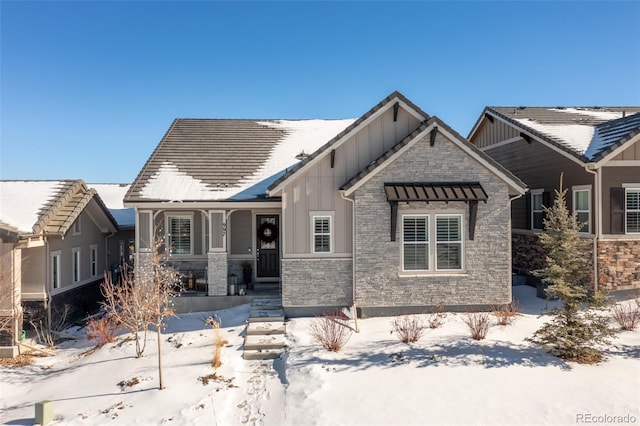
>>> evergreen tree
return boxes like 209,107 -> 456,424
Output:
528,179 -> 615,363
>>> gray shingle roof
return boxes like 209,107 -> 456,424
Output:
483,106 -> 640,161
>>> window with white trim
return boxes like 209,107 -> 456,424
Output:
531,189 -> 544,231
403,216 -> 429,270
572,187 -> 591,233
626,188 -> 640,233
312,215 -> 332,253
401,214 -> 464,272
436,215 -> 463,270
51,251 -> 61,289
90,244 -> 98,277
167,215 -> 193,255
72,247 -> 81,283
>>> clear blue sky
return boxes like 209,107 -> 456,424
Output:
1,1 -> 639,183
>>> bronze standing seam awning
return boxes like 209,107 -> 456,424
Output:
384,182 -> 488,241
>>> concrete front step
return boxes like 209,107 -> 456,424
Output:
244,334 -> 286,351
248,309 -> 284,322
243,349 -> 283,360
246,321 -> 286,335
250,298 -> 283,310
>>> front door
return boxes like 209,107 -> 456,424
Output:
256,215 -> 280,278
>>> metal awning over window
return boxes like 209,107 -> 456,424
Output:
384,182 -> 488,203
385,182 -> 488,241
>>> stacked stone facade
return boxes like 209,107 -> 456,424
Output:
281,258 -> 352,310
598,240 -> 640,290
353,132 -> 513,312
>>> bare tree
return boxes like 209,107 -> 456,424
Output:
100,236 -> 181,389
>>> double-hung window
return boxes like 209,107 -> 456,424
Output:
90,245 -> 98,277
51,251 -> 61,289
572,187 -> 591,233
403,216 -> 429,270
402,214 -> 464,272
312,215 -> 332,253
167,215 -> 193,255
436,215 -> 463,270
626,188 -> 640,234
531,189 -> 544,231
72,248 -> 81,283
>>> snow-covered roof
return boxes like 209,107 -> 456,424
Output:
0,181 -> 65,233
90,183 -> 135,227
126,118 -> 355,202
487,107 -> 640,161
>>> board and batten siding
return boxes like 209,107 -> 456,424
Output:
601,166 -> 640,235
471,117 -> 520,149
281,106 -> 422,256
611,138 -> 640,161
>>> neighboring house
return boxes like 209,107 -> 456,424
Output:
125,91 -> 526,316
90,183 -> 136,274
0,180 -> 119,328
468,107 -> 640,292
0,221 -> 21,357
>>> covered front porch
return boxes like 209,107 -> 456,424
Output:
135,204 -> 283,299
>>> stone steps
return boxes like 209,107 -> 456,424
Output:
242,296 -> 286,360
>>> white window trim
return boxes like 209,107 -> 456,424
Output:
624,187 -> 640,234
531,189 -> 544,231
51,250 -> 61,289
435,214 -> 464,272
401,213 -> 465,273
90,244 -> 98,277
166,213 -> 194,256
208,210 -> 227,253
310,211 -> 334,254
572,185 -> 591,234
72,218 -> 81,235
401,214 -> 430,272
72,247 -> 81,283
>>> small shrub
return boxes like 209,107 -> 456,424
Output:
428,303 -> 448,329
492,300 -> 521,326
86,315 -> 118,346
206,316 -> 228,368
391,315 -> 425,343
309,311 -> 352,352
610,300 -> 640,331
463,312 -> 490,340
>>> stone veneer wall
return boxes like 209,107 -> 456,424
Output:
207,252 -> 228,296
353,132 -> 513,310
281,258 -> 352,309
597,240 -> 640,290
512,232 -> 595,289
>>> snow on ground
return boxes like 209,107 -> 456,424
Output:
2,286 -> 639,426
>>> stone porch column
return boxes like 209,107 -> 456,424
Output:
207,252 -> 228,296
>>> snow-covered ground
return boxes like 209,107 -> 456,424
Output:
2,286 -> 639,426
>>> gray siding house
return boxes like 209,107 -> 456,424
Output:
125,92 -> 526,316
469,107 -> 640,292
0,180 -> 120,336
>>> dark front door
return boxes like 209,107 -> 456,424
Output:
256,215 -> 280,278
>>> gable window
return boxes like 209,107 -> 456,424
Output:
572,187 -> 591,233
403,216 -> 429,270
627,188 -> 640,234
436,215 -> 463,270
51,251 -> 61,289
167,215 -> 193,255
73,218 -> 81,235
312,214 -> 332,253
90,245 -> 98,277
531,189 -> 544,231
72,248 -> 81,283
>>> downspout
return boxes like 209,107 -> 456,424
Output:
340,192 -> 359,332
584,164 -> 600,292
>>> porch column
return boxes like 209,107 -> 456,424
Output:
207,253 -> 228,296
